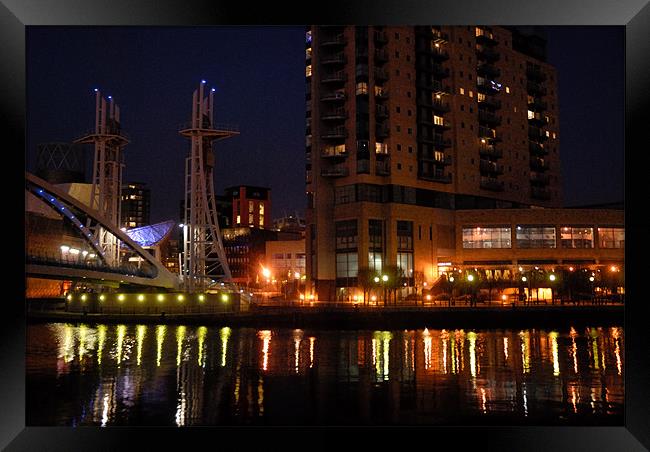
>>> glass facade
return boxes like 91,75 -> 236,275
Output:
560,227 -> 594,249
515,225 -> 556,248
397,221 -> 414,282
462,226 -> 512,249
598,227 -> 624,248
369,219 -> 383,273
335,220 -> 358,283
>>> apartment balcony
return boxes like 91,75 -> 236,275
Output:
321,70 -> 347,84
528,97 -> 547,112
431,28 -> 449,43
475,28 -> 498,45
419,171 -> 452,184
321,146 -> 348,159
530,157 -> 550,172
430,45 -> 450,61
320,90 -> 346,102
376,123 -> 390,139
374,48 -> 389,63
478,95 -> 502,110
477,63 -> 501,79
374,68 -> 388,82
355,65 -> 369,79
374,30 -> 388,44
527,80 -> 547,96
376,104 -> 389,118
477,77 -> 502,95
321,165 -> 349,178
432,135 -> 452,148
430,96 -> 451,113
321,53 -> 347,65
321,107 -> 347,121
375,160 -> 391,176
528,115 -> 549,127
321,126 -> 348,140
530,172 -> 551,185
531,186 -> 552,200
529,141 -> 548,156
422,153 -> 452,166
528,126 -> 549,142
432,62 -> 450,79
476,45 -> 500,63
432,118 -> 452,130
480,159 -> 504,175
479,143 -> 503,159
480,177 -> 505,192
478,110 -> 502,127
374,88 -> 390,101
478,126 -> 502,142
375,142 -> 390,158
526,65 -> 547,82
320,33 -> 347,47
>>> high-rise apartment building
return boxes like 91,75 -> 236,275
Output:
121,182 -> 151,229
305,26 -> 619,302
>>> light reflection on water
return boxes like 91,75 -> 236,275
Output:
27,323 -> 624,426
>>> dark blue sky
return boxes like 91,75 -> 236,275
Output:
26,26 -> 624,222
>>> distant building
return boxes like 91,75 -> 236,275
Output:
273,214 -> 306,236
222,227 -> 278,287
121,182 -> 150,229
225,185 -> 271,229
265,239 -> 306,280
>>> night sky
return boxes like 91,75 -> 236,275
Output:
26,26 -> 624,223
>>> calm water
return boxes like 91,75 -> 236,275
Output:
26,322 -> 624,425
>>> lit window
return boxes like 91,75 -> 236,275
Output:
528,110 -> 535,120
477,93 -> 485,102
129,222 -> 136,227
236,215 -> 241,224
356,82 -> 368,95
306,65 -> 312,77
553,132 -> 557,139
505,86 -> 510,93
516,225 -> 556,249
462,226 -> 512,249
545,130 -> 550,137
560,227 -> 594,249
433,115 -> 445,126
469,90 -> 473,98
597,227 -> 624,248
459,87 -> 465,95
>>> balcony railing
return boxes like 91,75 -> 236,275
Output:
480,177 -> 505,191
527,80 -> 547,96
375,160 -> 391,176
419,171 -> 452,183
528,115 -> 549,126
478,95 -> 502,110
476,45 -> 500,62
320,90 -> 346,102
321,165 -> 349,177
531,187 -> 552,200
529,141 -> 548,156
526,65 -> 547,82
528,126 -> 548,142
321,146 -> 348,158
321,70 -> 347,83
320,33 -> 346,47
431,28 -> 448,43
432,118 -> 451,130
322,107 -> 347,121
477,63 -> 501,79
376,124 -> 390,139
429,96 -> 451,112
479,143 -> 503,159
432,135 -> 452,148
321,53 -> 346,65
478,110 -> 502,126
530,172 -> 551,185
528,98 -> 547,111
480,159 -> 504,175
530,157 -> 550,172
422,153 -> 452,166
475,27 -> 497,45
376,104 -> 389,118
478,126 -> 502,142
321,126 -> 347,139
374,89 -> 390,101
374,48 -> 389,63
374,30 -> 388,44
477,77 -> 502,95
430,46 -> 450,61
374,68 -> 388,82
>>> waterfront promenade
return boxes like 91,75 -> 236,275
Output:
27,301 -> 623,330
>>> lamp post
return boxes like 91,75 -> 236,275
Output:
374,276 -> 380,306
381,274 -> 388,306
549,273 -> 556,305
467,273 -> 475,307
448,275 -> 455,307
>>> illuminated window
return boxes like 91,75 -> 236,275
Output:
528,110 -> 535,120
306,65 -> 312,77
505,86 -> 510,93
336,252 -> 358,279
516,225 -> 556,248
129,222 -> 136,227
248,201 -> 254,214
560,227 -> 594,249
477,92 -> 485,102
236,215 -> 241,224
433,115 -> 445,126
546,130 -> 550,137
552,132 -> 557,139
459,87 -> 465,95
462,226 -> 512,249
369,219 -> 383,273
469,90 -> 473,98
598,227 -> 624,248
356,82 -> 368,95
306,48 -> 312,59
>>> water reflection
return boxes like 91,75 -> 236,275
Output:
27,323 -> 625,426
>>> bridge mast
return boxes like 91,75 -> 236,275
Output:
179,81 -> 239,292
74,89 -> 129,266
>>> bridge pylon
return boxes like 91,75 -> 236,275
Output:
74,89 -> 129,266
179,81 -> 239,292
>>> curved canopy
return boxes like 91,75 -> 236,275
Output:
125,220 -> 175,247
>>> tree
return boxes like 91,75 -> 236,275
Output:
357,267 -> 376,306
381,264 -> 404,306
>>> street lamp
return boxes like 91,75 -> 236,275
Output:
549,273 -> 556,304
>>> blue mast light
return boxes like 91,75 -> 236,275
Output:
108,96 -> 112,99
94,88 -> 98,92
211,88 -> 216,92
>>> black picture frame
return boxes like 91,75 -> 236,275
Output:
5,0 -> 649,450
